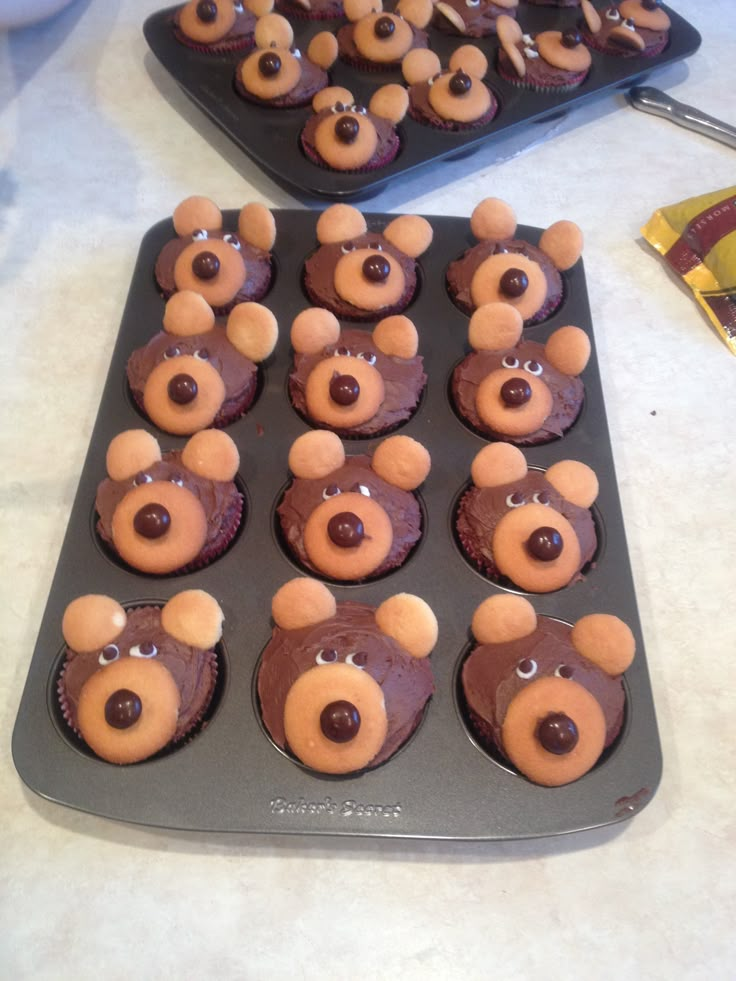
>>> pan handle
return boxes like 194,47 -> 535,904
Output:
628,86 -> 736,150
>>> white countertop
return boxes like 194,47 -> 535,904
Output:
2,1 -> 735,977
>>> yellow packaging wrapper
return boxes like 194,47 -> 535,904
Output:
642,185 -> 736,354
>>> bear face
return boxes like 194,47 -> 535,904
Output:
258,578 -> 437,773
173,0 -> 273,54
277,430 -> 430,581
433,0 -> 518,38
127,291 -> 278,435
401,45 -> 498,130
337,0 -> 433,70
446,197 -> 583,323
95,428 -> 243,576
154,197 -> 276,315
580,0 -> 671,57
289,307 -> 426,436
461,594 -> 636,785
58,590 -> 224,764
451,302 -> 591,444
303,205 -> 433,321
235,14 -> 339,107
455,443 -> 598,592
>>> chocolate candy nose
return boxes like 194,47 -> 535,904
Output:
500,268 -> 529,297
196,0 -> 217,23
168,372 -> 198,405
562,30 -> 582,48
335,115 -> 360,145
537,712 -> 579,755
320,699 -> 361,743
105,689 -> 142,730
527,526 -> 563,561
327,511 -> 365,548
134,502 -> 171,539
362,254 -> 390,283
449,70 -> 472,96
374,15 -> 395,38
500,377 -> 532,406
259,51 -> 282,77
329,372 -> 360,405
192,250 -> 220,280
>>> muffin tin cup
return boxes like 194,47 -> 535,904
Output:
12,209 -> 662,839
143,3 -> 700,199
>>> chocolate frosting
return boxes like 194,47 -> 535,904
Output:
277,454 -> 423,578
446,238 -> 562,321
289,327 -> 426,435
258,601 -> 434,767
234,54 -> 328,108
451,339 -> 584,444
408,79 -> 498,130
300,108 -> 400,171
461,617 -> 625,757
455,469 -> 596,581
95,449 -> 243,569
497,42 -> 587,87
337,22 -> 428,69
433,0 -> 511,37
59,605 -> 217,742
155,232 -> 272,314
582,8 -> 668,54
275,0 -> 344,18
126,326 -> 258,427
303,238 -> 419,322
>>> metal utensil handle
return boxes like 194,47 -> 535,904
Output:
629,85 -> 736,150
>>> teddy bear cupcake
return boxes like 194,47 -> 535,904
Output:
580,0 -> 671,57
401,45 -> 498,131
277,430 -> 430,581
95,429 -> 243,576
127,291 -> 277,435
446,197 -> 583,323
337,0 -> 433,72
451,302 -> 591,444
172,0 -> 272,53
432,0 -> 518,38
455,443 -> 598,592
460,594 -> 635,785
300,85 -> 408,172
58,589 -> 224,764
303,205 -> 433,321
289,306 -> 426,436
495,14 -> 592,93
234,13 -> 338,107
154,197 -> 276,315
258,577 -> 437,773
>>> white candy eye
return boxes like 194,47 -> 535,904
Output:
98,644 -> 120,666
357,351 -> 377,365
502,355 -> 519,369
193,348 -> 210,361
606,8 -> 621,21
505,492 -> 526,508
623,18 -> 636,30
334,346 -> 351,358
322,484 -> 341,500
554,664 -> 574,679
516,658 -> 537,680
169,474 -> 185,487
234,1 -> 243,11
223,233 -> 241,250
341,242 -> 356,254
523,360 -> 543,376
532,491 -> 551,506
163,346 -> 181,360
371,243 -> 383,251
133,472 -> 153,486
192,229 -> 208,241
352,484 -> 371,497
466,0 -> 480,6
316,648 -> 338,665
346,651 -> 368,668
130,642 -> 158,659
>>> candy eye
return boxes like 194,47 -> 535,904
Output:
192,229 -> 208,241
341,242 -> 356,254
233,0 -> 244,11
223,233 -> 241,250
130,642 -> 158,659
555,664 -> 574,679
370,242 -> 383,251
516,658 -> 537,680
532,491 -> 550,505
316,648 -> 338,665
523,360 -> 543,376
98,644 -> 120,666
466,0 -> 480,6
133,472 -> 153,486
502,355 -> 519,369
357,351 -> 377,365
606,8 -> 621,20
623,18 -> 636,30
293,48 -> 302,59
505,492 -> 526,508
193,348 -> 210,361
334,346 -> 351,357
351,483 -> 371,497
346,651 -> 368,668
322,484 -> 342,500
169,473 -> 185,487
163,346 -> 181,360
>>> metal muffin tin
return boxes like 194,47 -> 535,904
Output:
143,2 -> 700,199
12,209 -> 662,839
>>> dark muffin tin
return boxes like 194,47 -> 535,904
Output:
143,2 -> 700,199
12,209 -> 662,839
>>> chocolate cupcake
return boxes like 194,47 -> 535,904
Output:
580,0 -> 671,57
451,303 -> 591,444
303,204 -> 433,321
258,578 -> 437,773
127,292 -> 278,434
155,197 -> 275,316
461,594 -> 635,785
446,197 -> 583,323
496,15 -> 592,92
57,590 -> 224,764
402,45 -> 498,131
455,443 -> 598,592
432,0 -> 518,38
95,429 -> 243,576
234,14 -> 338,108
173,0 -> 272,54
300,85 -> 406,172
278,431 -> 430,581
289,307 -> 426,436
337,0 -> 432,72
